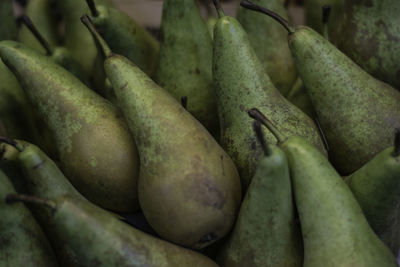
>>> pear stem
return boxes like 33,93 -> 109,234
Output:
181,96 -> 188,110
212,0 -> 225,18
0,137 -> 24,152
322,5 -> 331,40
240,0 -> 295,34
81,15 -> 112,58
248,108 -> 287,143
253,121 -> 271,156
85,0 -> 99,17
393,128 -> 400,157
6,194 -> 57,211
315,118 -> 330,152
19,15 -> 53,56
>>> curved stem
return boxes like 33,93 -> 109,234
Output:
240,0 -> 295,34
6,194 -> 57,211
322,5 -> 331,40
0,137 -> 23,152
393,128 -> 400,157
253,121 -> 271,156
19,15 -> 53,56
85,0 -> 99,17
248,108 -> 287,143
315,117 -> 329,152
212,0 -> 225,18
81,15 -> 112,58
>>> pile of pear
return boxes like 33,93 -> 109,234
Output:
1,0 -> 400,266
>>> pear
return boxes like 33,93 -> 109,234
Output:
212,0 -> 326,190
240,0 -> 400,174
237,0 -> 297,96
345,129 -> 400,254
6,194 -> 219,267
18,0 -> 60,54
331,0 -> 400,89
0,170 -> 58,266
154,0 -> 218,137
0,0 -> 17,40
304,0 -> 344,35
82,15 -> 242,249
0,40 -> 140,213
216,121 -> 302,267
249,108 -> 398,267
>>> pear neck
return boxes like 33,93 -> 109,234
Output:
213,0 -> 226,18
0,137 -> 24,152
81,15 -> 112,58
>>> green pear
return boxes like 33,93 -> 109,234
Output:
286,76 -> 316,118
249,107 -> 398,267
212,0 -> 326,190
237,0 -> 297,96
18,0 -> 60,54
0,40 -> 140,213
0,0 -> 17,40
345,129 -> 400,254
331,0 -> 400,89
154,0 -> 218,137
82,15 -> 242,249
0,170 -> 58,266
305,0 -> 344,35
6,194 -> 219,267
240,1 -> 400,174
216,121 -> 302,267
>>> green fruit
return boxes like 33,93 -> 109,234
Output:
241,1 -> 400,174
237,0 -> 297,96
86,0 -> 159,78
212,0 -> 326,190
345,129 -> 400,254
0,40 -> 140,213
82,16 -> 242,249
0,170 -> 58,266
155,0 -> 218,137
286,76 -> 316,118
6,194 -> 219,267
248,107 -> 398,267
0,0 -> 17,40
216,121 -> 302,267
305,0 -> 344,35
331,0 -> 400,89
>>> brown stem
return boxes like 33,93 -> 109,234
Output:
248,108 -> 287,143
6,194 -> 57,211
18,15 -> 53,55
253,121 -> 271,156
85,0 -> 99,17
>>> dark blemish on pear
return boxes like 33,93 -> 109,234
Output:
32,161 -> 46,170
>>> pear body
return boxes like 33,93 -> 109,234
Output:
0,170 -> 58,267
18,0 -> 60,54
282,136 -> 397,267
217,145 -> 302,267
331,0 -> 400,89
289,26 -> 400,174
213,16 -> 326,190
0,0 -> 17,40
0,40 -> 140,213
89,5 -> 159,77
42,196 -> 219,267
155,0 -> 218,136
104,54 -> 242,249
345,147 -> 400,254
237,0 -> 296,96
305,0 -> 344,35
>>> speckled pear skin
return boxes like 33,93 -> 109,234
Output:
345,146 -> 400,254
216,145 -> 302,267
289,26 -> 400,174
0,40 -> 140,213
0,170 -> 58,267
331,0 -> 400,89
18,0 -> 60,54
305,0 -> 344,35
39,196 -> 219,267
0,0 -> 17,41
282,136 -> 398,267
89,5 -> 159,77
154,0 -> 218,137
237,0 -> 296,96
57,0 -> 113,76
213,16 -> 326,190
104,54 -> 242,249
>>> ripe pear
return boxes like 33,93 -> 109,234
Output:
18,0 -> 60,54
212,0 -> 326,190
216,121 -> 302,267
249,107 -> 398,267
237,0 -> 297,96
82,15 -> 242,249
154,0 -> 218,136
6,194 -> 219,267
240,1 -> 400,174
331,0 -> 400,89
0,40 -> 140,213
0,170 -> 58,266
